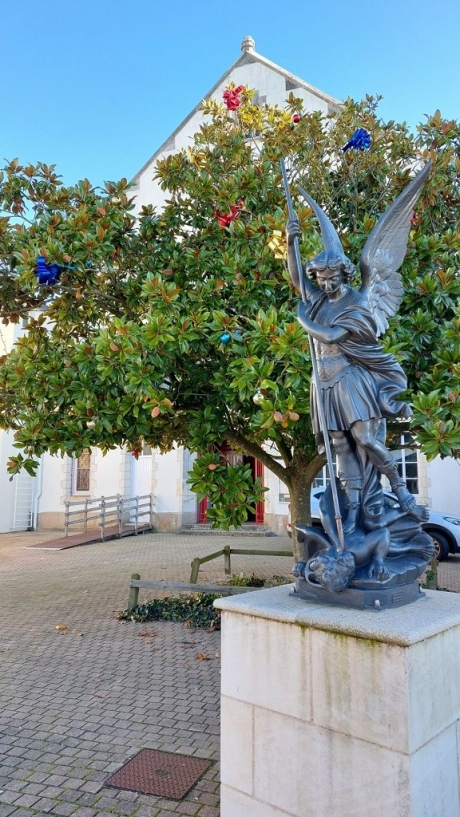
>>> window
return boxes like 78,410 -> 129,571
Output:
393,433 -> 419,495
72,449 -> 91,494
278,483 -> 290,503
313,460 -> 336,488
313,435 -> 419,495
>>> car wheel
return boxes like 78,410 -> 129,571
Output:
427,530 -> 450,561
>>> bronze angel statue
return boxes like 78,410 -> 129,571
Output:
284,163 -> 434,605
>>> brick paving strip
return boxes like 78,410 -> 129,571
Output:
0,530 -> 459,817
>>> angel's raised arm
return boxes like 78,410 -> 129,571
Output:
285,218 -> 317,297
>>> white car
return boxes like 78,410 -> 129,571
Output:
287,487 -> 460,561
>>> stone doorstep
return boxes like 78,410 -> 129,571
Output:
180,524 -> 276,536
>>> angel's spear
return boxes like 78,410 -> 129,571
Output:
280,158 -> 345,552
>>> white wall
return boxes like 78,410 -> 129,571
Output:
93,448 -> 126,498
0,432 -> 22,531
153,447 -> 186,515
38,454 -> 68,513
426,456 -> 460,515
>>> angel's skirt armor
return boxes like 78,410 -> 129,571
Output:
309,286 -> 407,436
311,353 -> 380,435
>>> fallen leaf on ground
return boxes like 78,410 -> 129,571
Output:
195,653 -> 210,661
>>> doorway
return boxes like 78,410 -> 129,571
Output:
197,444 -> 264,524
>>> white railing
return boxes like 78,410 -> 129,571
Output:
64,493 -> 154,540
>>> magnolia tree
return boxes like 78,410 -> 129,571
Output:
0,89 -> 459,556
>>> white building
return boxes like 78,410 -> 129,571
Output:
1,37 -> 458,535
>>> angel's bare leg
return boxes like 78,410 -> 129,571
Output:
364,529 -> 391,580
350,419 -> 416,510
330,431 -> 362,534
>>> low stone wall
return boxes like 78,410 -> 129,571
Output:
263,512 -> 288,535
156,512 -> 197,531
36,511 -> 65,530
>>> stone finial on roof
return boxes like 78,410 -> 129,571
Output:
241,36 -> 255,53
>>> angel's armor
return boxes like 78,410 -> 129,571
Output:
308,286 -> 408,436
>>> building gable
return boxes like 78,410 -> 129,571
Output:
131,36 -> 341,211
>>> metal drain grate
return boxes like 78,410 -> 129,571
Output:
105,748 -> 213,800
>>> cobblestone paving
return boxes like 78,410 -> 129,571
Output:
0,530 -> 295,817
1,529 -> 459,817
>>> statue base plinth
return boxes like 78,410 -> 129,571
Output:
293,575 -> 423,609
215,585 -> 460,817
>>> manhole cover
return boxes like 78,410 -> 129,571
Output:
105,748 -> 213,800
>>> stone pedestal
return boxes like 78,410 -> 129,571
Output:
215,587 -> 460,817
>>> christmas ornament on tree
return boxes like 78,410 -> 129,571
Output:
342,128 -> 371,152
34,256 -> 61,285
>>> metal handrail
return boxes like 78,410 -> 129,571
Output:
64,493 -> 154,540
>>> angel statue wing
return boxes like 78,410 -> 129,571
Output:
359,162 -> 431,336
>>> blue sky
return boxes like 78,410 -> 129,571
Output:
1,0 -> 458,187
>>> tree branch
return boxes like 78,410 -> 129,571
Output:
225,429 -> 292,487
275,435 -> 293,468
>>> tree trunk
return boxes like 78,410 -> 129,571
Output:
224,429 -> 325,561
288,455 -> 325,562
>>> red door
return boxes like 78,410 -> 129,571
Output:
197,495 -> 208,523
196,446 -> 264,524
254,458 -> 264,524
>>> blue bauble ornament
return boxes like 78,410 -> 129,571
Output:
219,332 -> 231,344
342,128 -> 371,152
34,256 -> 61,285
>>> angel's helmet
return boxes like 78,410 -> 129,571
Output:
296,185 -> 355,284
306,251 -> 356,284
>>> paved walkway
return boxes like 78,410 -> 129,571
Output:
1,529 -> 459,817
0,530 -> 296,817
